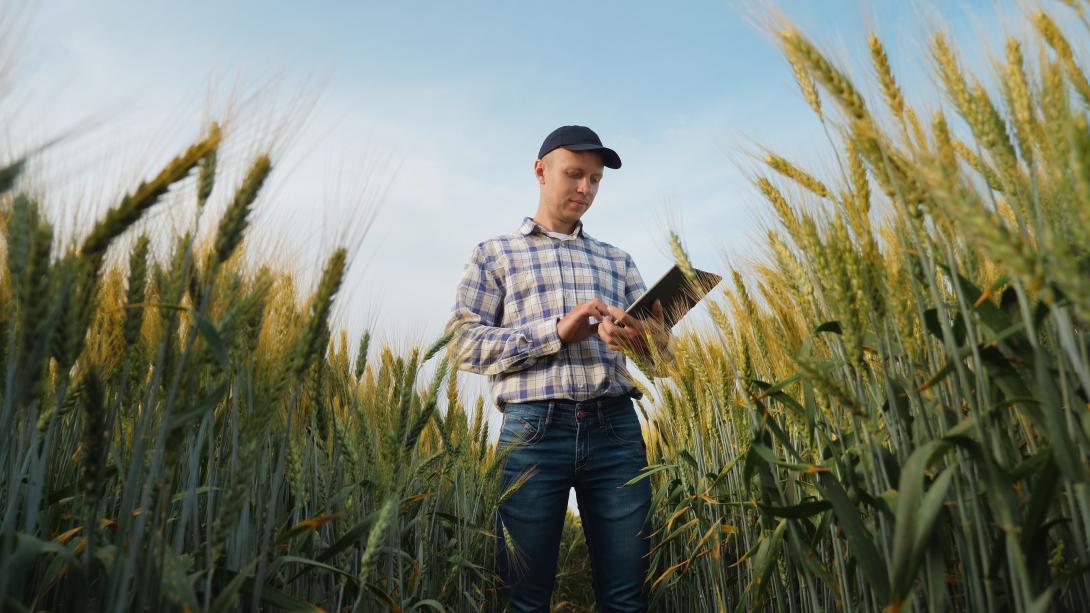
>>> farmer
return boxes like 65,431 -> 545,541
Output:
446,125 -> 669,612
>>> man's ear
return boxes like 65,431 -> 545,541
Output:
534,159 -> 546,185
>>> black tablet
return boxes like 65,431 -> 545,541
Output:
625,264 -> 722,328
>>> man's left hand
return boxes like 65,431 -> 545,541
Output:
598,299 -> 670,356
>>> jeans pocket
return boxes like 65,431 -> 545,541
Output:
499,408 -> 547,448
602,407 -> 645,449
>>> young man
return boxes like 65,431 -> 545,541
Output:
446,125 -> 668,612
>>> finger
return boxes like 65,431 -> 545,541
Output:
581,301 -> 599,320
604,321 -> 631,344
588,296 -> 606,316
652,299 -> 665,322
606,305 -> 633,327
606,318 -> 629,339
599,306 -> 621,329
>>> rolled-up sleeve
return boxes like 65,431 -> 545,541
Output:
446,244 -> 562,376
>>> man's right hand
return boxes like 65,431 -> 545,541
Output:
556,298 -> 611,344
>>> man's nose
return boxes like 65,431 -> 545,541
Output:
577,178 -> 590,193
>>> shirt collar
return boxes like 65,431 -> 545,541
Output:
518,216 -> 586,241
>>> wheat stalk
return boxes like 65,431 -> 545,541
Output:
80,134 -> 219,264
764,152 -> 833,200
780,28 -> 868,121
212,154 -> 272,266
868,32 -> 904,120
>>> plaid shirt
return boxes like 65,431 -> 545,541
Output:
447,217 -> 646,409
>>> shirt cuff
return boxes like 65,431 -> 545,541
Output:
525,318 -> 562,358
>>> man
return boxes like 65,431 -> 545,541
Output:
446,125 -> 669,612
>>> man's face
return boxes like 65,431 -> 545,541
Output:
535,148 -> 605,229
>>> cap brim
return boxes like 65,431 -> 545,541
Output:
563,144 -> 622,169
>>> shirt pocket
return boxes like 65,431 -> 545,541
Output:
594,265 -> 626,308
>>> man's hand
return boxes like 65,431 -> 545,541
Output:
598,299 -> 670,356
557,298 -> 611,344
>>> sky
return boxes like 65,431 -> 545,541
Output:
6,0 -> 1028,407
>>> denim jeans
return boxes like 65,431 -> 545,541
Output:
496,396 -> 652,612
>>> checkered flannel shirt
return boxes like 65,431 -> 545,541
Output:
447,217 -> 647,409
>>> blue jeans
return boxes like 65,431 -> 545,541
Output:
496,396 -> 652,612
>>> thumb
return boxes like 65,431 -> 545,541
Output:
652,299 -> 664,322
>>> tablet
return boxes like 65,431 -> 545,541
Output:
625,264 -> 722,328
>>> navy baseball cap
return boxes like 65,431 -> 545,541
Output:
538,125 -> 622,169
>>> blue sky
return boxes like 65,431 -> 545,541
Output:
12,0 -> 1020,381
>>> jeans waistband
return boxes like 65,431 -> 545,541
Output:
546,395 -> 632,410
